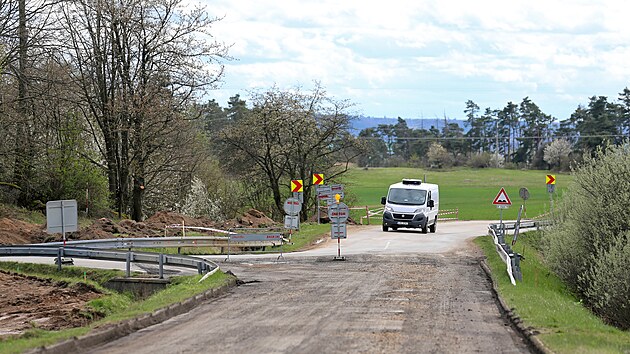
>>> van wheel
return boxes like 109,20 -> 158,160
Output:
382,225 -> 389,232
421,223 -> 428,234
429,218 -> 437,233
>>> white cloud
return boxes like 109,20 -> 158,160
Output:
201,0 -> 630,120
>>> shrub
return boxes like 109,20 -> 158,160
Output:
543,143 -> 630,329
426,143 -> 452,168
468,152 -> 492,168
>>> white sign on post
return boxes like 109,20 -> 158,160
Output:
46,200 -> 78,234
331,223 -> 347,239
284,215 -> 299,230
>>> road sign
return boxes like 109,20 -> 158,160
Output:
492,188 -> 512,206
331,223 -> 347,239
330,184 -> 344,194
229,232 -> 283,242
46,200 -> 78,234
313,173 -> 324,185
284,215 -> 299,230
328,202 -> 349,223
547,184 -> 556,194
316,184 -> 331,194
519,187 -> 529,200
546,174 -> 556,185
291,180 -> 303,193
283,197 -> 302,216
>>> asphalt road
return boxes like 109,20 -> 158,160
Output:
85,221 -> 531,354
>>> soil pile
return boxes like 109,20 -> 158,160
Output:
0,270 -> 102,338
0,209 -> 278,245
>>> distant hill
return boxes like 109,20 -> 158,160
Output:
350,116 -> 468,134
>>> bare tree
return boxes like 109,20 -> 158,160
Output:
55,0 -> 229,220
218,84 -> 363,220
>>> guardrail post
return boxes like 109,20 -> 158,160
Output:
159,254 -> 164,279
57,247 -> 63,271
510,253 -> 523,281
126,251 -> 132,277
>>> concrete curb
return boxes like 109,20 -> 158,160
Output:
479,259 -> 553,354
27,278 -> 238,354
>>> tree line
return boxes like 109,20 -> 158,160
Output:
358,93 -> 630,170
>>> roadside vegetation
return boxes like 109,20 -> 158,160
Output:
473,144 -> 630,352
0,262 -> 233,354
475,232 -> 630,354
543,144 -> 630,330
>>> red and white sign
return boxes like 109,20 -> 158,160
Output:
492,188 -> 512,206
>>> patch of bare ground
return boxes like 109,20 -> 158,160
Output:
0,270 -> 103,339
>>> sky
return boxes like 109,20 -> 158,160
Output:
199,0 -> 630,122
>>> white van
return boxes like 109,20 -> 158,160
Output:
380,179 -> 439,233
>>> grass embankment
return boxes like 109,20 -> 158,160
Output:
342,167 -> 572,220
474,233 -> 630,354
0,262 -> 233,354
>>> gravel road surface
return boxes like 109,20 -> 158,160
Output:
88,221 -> 530,354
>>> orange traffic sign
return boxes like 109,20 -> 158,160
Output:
492,187 -> 512,206
313,173 -> 324,185
546,174 -> 556,185
291,180 -> 303,193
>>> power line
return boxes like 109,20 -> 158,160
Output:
356,134 -> 628,141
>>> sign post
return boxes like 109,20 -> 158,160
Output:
330,192 -> 348,261
546,174 -> 556,215
46,200 -> 78,246
519,187 -> 529,219
283,197 -> 301,242
315,182 -> 330,225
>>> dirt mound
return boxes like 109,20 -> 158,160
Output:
0,209 -> 279,245
218,209 -> 276,229
0,218 -> 46,245
0,270 -> 103,338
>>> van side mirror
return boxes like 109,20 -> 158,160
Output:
427,200 -> 435,208
380,196 -> 386,205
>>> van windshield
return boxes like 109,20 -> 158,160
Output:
388,188 -> 427,205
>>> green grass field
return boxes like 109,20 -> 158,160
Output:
340,167 -> 572,220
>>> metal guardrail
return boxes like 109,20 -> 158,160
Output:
31,235 -> 283,250
488,219 -> 551,285
0,246 -> 219,279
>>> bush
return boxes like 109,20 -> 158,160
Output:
543,143 -> 630,329
467,152 -> 492,168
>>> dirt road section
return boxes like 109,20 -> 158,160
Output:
0,270 -> 102,338
88,254 -> 530,354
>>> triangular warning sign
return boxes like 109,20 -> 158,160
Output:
492,187 -> 512,205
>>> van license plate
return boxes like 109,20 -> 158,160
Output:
397,222 -> 408,225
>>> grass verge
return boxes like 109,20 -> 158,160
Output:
474,232 -> 630,354
0,262 -> 234,354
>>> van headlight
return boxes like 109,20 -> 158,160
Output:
413,208 -> 424,214
385,206 -> 393,212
